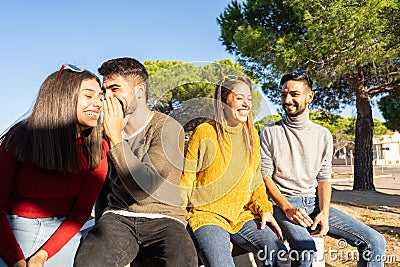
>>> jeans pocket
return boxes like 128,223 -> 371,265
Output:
7,215 -> 40,257
6,214 -> 19,221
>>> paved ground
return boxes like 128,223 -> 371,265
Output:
331,165 -> 400,208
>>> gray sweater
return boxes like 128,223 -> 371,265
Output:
103,112 -> 187,224
260,110 -> 333,197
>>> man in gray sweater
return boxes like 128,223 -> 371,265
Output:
74,58 -> 197,267
260,71 -> 386,267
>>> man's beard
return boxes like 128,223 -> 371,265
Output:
283,102 -> 307,117
125,99 -> 137,116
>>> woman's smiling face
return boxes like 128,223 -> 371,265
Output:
76,78 -> 103,130
224,82 -> 252,127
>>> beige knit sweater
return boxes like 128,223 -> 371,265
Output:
104,112 -> 187,224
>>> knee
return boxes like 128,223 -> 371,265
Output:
367,232 -> 386,252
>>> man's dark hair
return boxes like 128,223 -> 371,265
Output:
98,57 -> 148,83
280,71 -> 313,90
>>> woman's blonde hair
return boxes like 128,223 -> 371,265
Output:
213,75 -> 256,162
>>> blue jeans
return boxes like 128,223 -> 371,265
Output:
187,219 -> 288,267
272,196 -> 386,267
0,214 -> 81,267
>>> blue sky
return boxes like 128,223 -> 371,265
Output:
0,0 -> 382,133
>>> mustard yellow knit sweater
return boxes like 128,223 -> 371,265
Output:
181,121 -> 272,233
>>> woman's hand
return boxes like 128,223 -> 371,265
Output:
27,250 -> 48,267
12,259 -> 26,267
260,212 -> 283,240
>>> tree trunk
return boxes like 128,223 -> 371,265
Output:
353,84 -> 375,191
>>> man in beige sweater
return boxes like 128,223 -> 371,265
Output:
74,58 -> 197,267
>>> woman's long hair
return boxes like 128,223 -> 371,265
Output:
1,69 -> 103,172
213,75 -> 256,162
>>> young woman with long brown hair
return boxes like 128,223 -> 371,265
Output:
0,64 -> 109,267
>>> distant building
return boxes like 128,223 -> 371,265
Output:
373,131 -> 400,165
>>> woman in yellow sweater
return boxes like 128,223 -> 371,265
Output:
181,75 -> 288,267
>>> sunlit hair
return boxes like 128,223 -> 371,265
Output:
213,76 -> 256,161
98,57 -> 149,99
0,69 -> 103,172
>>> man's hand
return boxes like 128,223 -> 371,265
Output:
314,181 -> 332,237
283,205 -> 313,228
310,210 -> 329,237
103,96 -> 124,147
260,212 -> 283,240
263,175 -> 312,228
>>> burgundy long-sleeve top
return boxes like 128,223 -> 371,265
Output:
0,138 -> 109,266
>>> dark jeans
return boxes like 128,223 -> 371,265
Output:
74,213 -> 198,267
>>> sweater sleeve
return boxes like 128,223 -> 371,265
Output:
247,169 -> 273,215
0,143 -> 25,266
39,140 -> 109,259
246,135 -> 273,215
109,115 -> 185,202
259,126 -> 275,177
317,129 -> 333,182
180,126 -> 203,209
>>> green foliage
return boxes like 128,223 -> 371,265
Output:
254,114 -> 282,133
373,118 -> 390,136
309,111 -> 389,151
143,59 -> 263,131
378,89 -> 400,131
218,0 -> 400,110
381,3 -> 400,51
218,0 -> 400,190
